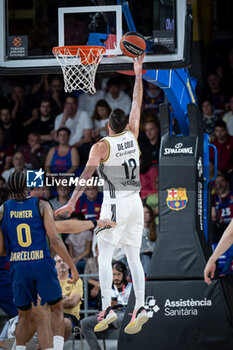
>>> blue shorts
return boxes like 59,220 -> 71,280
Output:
11,258 -> 62,308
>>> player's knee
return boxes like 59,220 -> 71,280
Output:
65,318 -> 72,335
49,299 -> 63,313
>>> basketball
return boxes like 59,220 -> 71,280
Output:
120,32 -> 146,58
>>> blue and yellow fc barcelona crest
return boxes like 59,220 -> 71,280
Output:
166,188 -> 188,211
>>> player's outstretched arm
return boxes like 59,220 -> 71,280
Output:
204,219 -> 233,285
127,54 -> 145,139
55,141 -> 107,217
40,200 -> 79,284
55,218 -> 116,234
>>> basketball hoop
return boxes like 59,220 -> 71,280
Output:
52,46 -> 106,94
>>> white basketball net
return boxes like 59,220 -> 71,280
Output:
53,46 -> 106,94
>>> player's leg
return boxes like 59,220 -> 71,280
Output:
15,306 -> 32,349
31,305 -> 53,350
123,244 -> 149,334
35,259 -> 64,350
94,237 -> 117,332
48,300 -> 65,350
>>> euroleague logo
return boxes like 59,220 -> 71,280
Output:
13,37 -> 22,47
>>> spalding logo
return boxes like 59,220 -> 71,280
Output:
175,143 -> 183,148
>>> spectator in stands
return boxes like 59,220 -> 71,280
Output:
18,131 -> 47,170
44,75 -> 65,116
84,243 -> 100,308
54,94 -> 92,147
75,185 -> 103,220
0,94 -> 6,111
30,186 -> 51,200
143,82 -> 165,118
80,261 -> 132,350
50,182 -> 71,219
140,151 -> 158,199
0,107 -> 18,146
55,255 -> 83,341
105,77 -> 131,115
211,120 -> 233,174
1,152 -> 25,181
35,99 -> 55,147
54,94 -> 92,164
140,204 -> 157,275
7,84 -> 38,144
201,99 -> 219,140
65,212 -> 92,274
78,90 -> 105,118
45,127 -> 80,174
139,118 -> 160,165
91,100 -> 111,141
212,174 -> 233,242
206,73 -> 227,117
0,176 -> 6,187
0,127 -> 14,174
223,95 -> 233,136
146,175 -> 159,227
222,48 -> 233,93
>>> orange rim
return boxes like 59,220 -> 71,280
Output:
52,46 -> 106,55
53,45 -> 106,65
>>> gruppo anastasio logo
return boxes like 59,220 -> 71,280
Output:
164,142 -> 193,155
26,169 -> 45,187
26,169 -> 104,188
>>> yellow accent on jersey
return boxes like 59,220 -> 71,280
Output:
108,130 -> 126,137
10,210 -> 33,218
16,223 -> 32,247
100,139 -> 111,163
10,250 -> 44,261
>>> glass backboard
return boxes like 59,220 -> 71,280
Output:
0,0 -> 192,74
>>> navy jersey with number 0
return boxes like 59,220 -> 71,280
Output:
1,197 -> 50,265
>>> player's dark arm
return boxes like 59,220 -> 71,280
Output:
55,218 -> 116,234
127,54 -> 145,139
55,141 -> 108,217
0,205 -> 6,256
39,200 -> 79,283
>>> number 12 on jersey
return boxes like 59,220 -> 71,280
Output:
122,158 -> 137,179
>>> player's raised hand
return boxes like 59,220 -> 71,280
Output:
68,267 -> 79,284
97,219 -> 117,228
204,258 -> 216,285
54,201 -> 75,217
133,53 -> 145,75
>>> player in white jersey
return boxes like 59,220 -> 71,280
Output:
55,54 -> 149,335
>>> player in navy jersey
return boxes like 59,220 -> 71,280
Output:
0,171 -> 79,350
